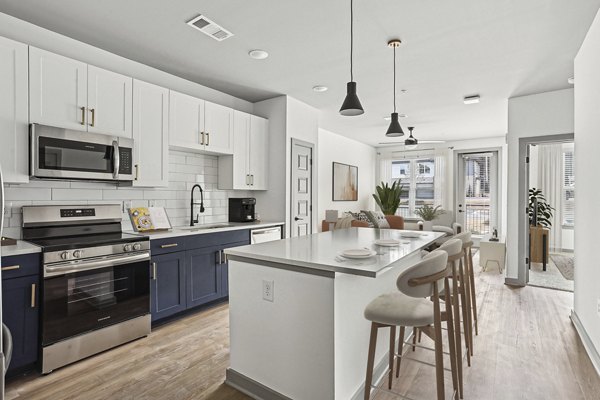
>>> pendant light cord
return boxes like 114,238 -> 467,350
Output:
393,45 -> 397,113
350,0 -> 354,82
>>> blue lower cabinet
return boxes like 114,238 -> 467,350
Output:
186,247 -> 222,309
2,268 -> 40,375
150,252 -> 186,322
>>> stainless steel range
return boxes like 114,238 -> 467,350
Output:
22,204 -> 151,374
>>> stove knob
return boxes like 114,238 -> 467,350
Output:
73,250 -> 82,259
60,251 -> 70,260
133,243 -> 142,251
123,244 -> 132,252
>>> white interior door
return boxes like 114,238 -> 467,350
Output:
29,47 -> 88,130
291,140 -> 313,237
87,65 -> 133,138
456,151 -> 499,238
132,79 -> 169,187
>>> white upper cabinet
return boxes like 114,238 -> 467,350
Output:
29,47 -> 133,138
249,115 -> 268,190
203,101 -> 233,155
168,90 -> 204,151
0,36 -> 29,184
29,47 -> 88,130
87,65 -> 133,138
218,111 -> 268,191
132,80 -> 169,187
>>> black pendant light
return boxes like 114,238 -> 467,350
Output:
386,39 -> 404,136
405,126 -> 418,149
339,0 -> 364,116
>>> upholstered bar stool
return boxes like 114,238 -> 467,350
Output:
363,251 -> 458,400
456,232 -> 477,354
436,238 -> 471,399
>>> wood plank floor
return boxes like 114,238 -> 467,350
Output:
6,256 -> 600,400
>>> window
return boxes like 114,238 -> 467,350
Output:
563,151 -> 574,226
391,158 -> 435,217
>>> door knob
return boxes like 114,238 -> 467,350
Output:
294,217 -> 303,221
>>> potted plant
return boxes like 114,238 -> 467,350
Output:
415,205 -> 445,231
372,181 -> 404,215
528,188 -> 554,264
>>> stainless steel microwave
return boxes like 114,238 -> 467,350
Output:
30,124 -> 134,182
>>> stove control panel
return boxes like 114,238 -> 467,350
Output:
60,208 -> 96,218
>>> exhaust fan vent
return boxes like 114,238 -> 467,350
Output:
187,14 -> 234,41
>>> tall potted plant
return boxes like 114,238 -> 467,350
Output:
415,205 -> 445,231
528,188 -> 554,264
372,181 -> 404,215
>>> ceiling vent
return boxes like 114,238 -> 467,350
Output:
187,14 -> 234,41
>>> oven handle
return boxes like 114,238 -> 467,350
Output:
112,140 -> 120,179
44,252 -> 150,278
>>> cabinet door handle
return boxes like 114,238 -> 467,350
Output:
89,108 -> 96,127
152,262 -> 157,280
206,132 -> 210,146
251,175 -> 254,186
134,164 -> 140,180
222,250 -> 227,264
31,283 -> 36,308
80,106 -> 86,125
160,243 -> 178,249
200,132 -> 204,145
1,265 -> 20,271
216,251 -> 222,265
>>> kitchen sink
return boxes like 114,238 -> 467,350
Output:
180,224 -> 232,232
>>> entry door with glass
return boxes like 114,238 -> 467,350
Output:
456,151 -> 499,237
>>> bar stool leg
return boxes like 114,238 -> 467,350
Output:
459,258 -> 472,366
444,277 -> 459,398
365,322 -> 379,400
462,254 -> 474,357
396,326 -> 405,378
412,327 -> 417,351
468,247 -> 479,336
432,286 -> 445,400
388,326 -> 396,389
452,264 -> 464,397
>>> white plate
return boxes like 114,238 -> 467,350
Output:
339,249 -> 377,259
400,232 -> 422,238
374,239 -> 401,247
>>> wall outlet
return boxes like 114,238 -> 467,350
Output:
3,202 -> 12,218
124,200 -> 132,213
262,280 -> 274,302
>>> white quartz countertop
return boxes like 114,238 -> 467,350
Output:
225,228 -> 444,278
130,221 -> 285,240
1,240 -> 42,257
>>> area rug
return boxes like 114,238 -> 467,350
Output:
550,254 -> 574,281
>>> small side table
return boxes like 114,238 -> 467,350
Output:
480,235 -> 506,274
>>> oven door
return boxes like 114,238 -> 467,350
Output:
30,124 -> 133,181
42,253 -> 150,345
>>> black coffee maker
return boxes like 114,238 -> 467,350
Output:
228,198 -> 256,222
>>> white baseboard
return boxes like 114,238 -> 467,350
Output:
570,310 -> 600,377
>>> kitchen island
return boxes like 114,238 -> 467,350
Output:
224,228 -> 444,400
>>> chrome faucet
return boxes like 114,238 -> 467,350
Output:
190,184 -> 205,226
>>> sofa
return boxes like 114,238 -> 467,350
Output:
322,215 -> 405,232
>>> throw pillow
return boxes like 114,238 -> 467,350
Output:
346,211 -> 374,227
363,210 -> 390,228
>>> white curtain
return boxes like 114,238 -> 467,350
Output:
434,149 -> 447,209
379,157 -> 393,185
536,144 -> 563,251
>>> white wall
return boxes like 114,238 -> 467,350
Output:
574,6 -> 600,369
505,88 -> 574,280
317,129 -> 376,230
0,12 -> 253,113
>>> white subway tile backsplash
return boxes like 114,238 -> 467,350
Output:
2,150 -> 249,238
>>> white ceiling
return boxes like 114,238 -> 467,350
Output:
1,0 -> 598,146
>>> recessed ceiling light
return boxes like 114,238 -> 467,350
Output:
313,85 -> 328,92
384,114 -> 407,121
248,49 -> 269,60
463,95 -> 480,104
568,77 -> 574,85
